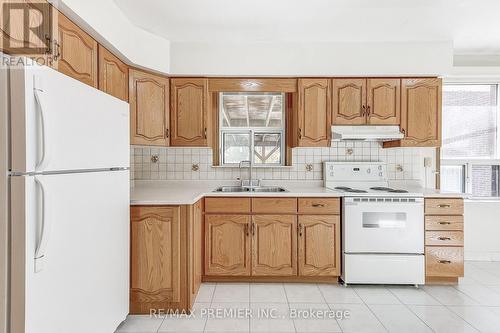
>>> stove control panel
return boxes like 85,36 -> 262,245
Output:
323,162 -> 387,182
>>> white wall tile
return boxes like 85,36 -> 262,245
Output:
130,143 -> 434,183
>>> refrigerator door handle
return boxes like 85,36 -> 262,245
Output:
34,88 -> 50,172
34,176 -> 51,272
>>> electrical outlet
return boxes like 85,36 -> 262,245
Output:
424,157 -> 432,168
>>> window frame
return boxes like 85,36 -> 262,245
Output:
441,82 -> 500,199
218,92 -> 286,167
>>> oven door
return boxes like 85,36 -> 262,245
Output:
343,197 -> 424,254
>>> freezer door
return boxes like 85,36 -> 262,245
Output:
10,171 -> 129,333
10,62 -> 129,173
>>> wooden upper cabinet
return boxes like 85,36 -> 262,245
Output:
367,78 -> 401,125
98,45 -> 128,101
130,206 -> 180,313
205,214 -> 251,276
298,215 -> 340,276
332,79 -> 366,125
399,78 -> 442,147
252,215 -> 297,276
295,78 -> 331,147
170,78 -> 208,146
56,12 -> 97,87
129,69 -> 169,146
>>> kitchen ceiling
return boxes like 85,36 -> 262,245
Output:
113,0 -> 500,55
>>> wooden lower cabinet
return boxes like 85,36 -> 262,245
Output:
252,215 -> 297,276
130,204 -> 202,313
424,198 -> 464,284
204,214 -> 251,276
298,215 -> 340,276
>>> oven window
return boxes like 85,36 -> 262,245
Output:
362,212 -> 407,229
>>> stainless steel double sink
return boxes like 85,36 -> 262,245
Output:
213,186 -> 288,193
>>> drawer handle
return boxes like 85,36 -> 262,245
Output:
438,204 -> 451,208
438,236 -> 451,241
312,203 -> 325,208
439,222 -> 451,225
439,260 -> 452,264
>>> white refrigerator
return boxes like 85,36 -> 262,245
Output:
1,57 -> 130,333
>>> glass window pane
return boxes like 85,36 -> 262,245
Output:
221,93 -> 283,128
471,165 -> 500,197
222,133 -> 250,164
442,84 -> 498,159
254,133 -> 282,165
440,165 -> 466,193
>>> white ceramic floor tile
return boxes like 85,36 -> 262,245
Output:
212,283 -> 250,303
250,283 -> 288,303
464,269 -> 500,285
422,286 -> 479,306
455,285 -> 500,306
284,283 -> 325,303
158,303 -> 209,333
409,305 -> 479,333
369,304 -> 433,333
290,303 -> 342,332
448,306 -> 500,333
388,286 -> 440,305
194,284 -> 216,303
353,286 -> 401,305
115,315 -> 164,333
329,303 -> 386,333
250,303 -> 295,333
205,302 -> 250,333
318,284 -> 363,304
490,307 -> 500,316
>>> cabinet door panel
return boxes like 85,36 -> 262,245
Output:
130,206 -> 180,312
332,79 -> 366,125
171,78 -> 208,146
98,45 -> 128,101
205,215 -> 251,276
298,215 -> 340,276
252,215 -> 297,276
401,78 -> 441,146
296,78 -> 330,147
129,69 -> 169,146
367,78 -> 400,125
56,12 -> 97,87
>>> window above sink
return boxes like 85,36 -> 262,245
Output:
219,92 -> 285,166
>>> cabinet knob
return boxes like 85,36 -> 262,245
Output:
245,224 -> 250,236
204,128 -> 207,139
438,236 -> 451,241
439,260 -> 452,264
439,222 -> 451,225
366,106 -> 371,116
312,203 -> 325,208
165,128 -> 169,138
298,223 -> 303,237
362,105 -> 366,116
438,204 -> 451,208
298,128 -> 302,139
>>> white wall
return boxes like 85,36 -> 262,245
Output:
170,41 -> 454,76
52,0 -> 170,73
464,200 -> 500,261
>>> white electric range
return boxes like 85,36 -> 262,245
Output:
324,161 -> 425,286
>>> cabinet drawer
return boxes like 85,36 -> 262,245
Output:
426,247 -> 464,277
298,198 -> 340,214
425,198 -> 463,215
205,197 -> 251,213
426,231 -> 464,247
252,198 -> 297,214
425,215 -> 463,231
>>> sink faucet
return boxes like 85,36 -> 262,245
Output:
239,160 -> 256,188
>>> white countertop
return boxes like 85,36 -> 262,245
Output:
130,180 -> 466,205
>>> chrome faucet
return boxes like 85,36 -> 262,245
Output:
239,160 -> 256,188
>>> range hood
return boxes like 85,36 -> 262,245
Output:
331,125 -> 404,142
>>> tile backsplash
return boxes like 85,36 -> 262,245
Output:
130,142 -> 436,185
